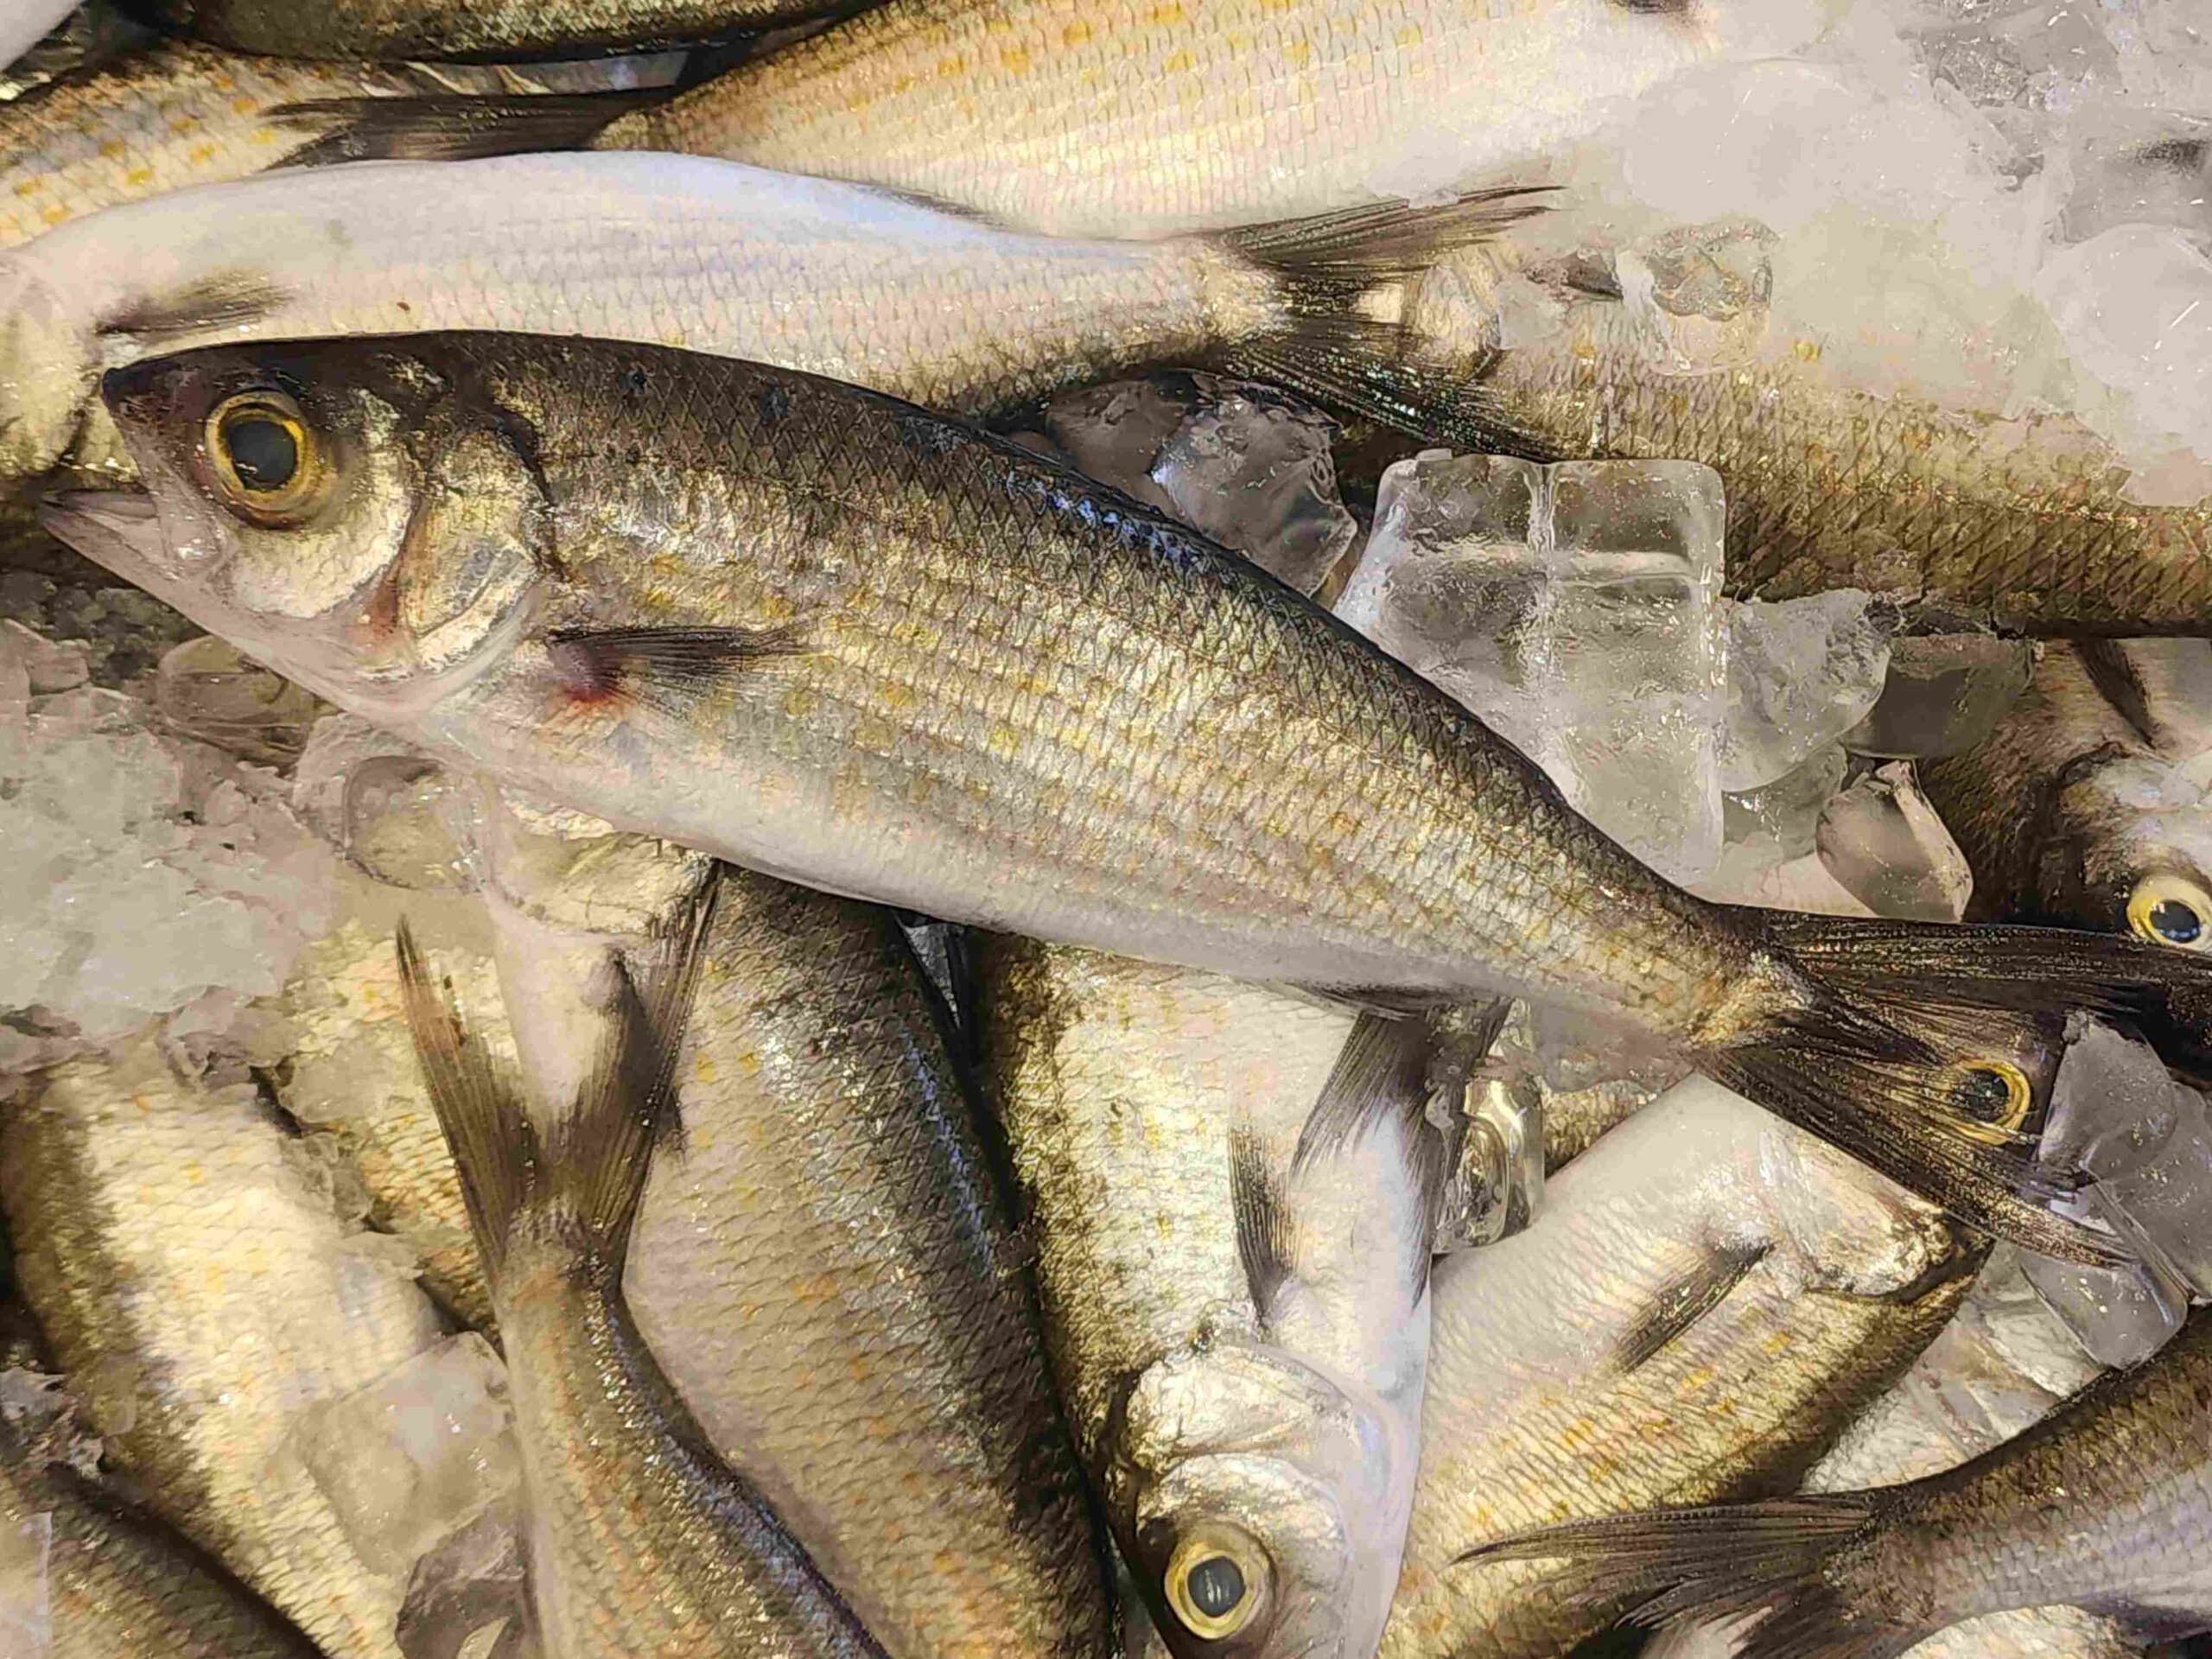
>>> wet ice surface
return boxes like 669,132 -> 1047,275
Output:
1030,372 -> 1357,596
1338,451 -> 1728,883
1842,633 -> 2037,760
1815,761 -> 1975,922
1719,594 -> 1893,791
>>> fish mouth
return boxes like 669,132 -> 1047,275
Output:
38,488 -> 168,584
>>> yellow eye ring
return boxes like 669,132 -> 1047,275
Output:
205,390 -> 323,521
1942,1059 -> 2033,1146
1164,1526 -> 1268,1643
2127,873 -> 2211,952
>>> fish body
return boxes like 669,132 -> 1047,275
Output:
1383,1075 -> 1977,1659
0,149 -> 1532,489
592,0 -> 1791,238
58,331 -> 2212,1261
395,909 -> 891,1659
146,0 -> 842,61
1921,643 -> 2212,947
978,938 -> 1439,1659
622,864 -> 1116,1659
0,1045 -> 448,1659
1473,1307 -> 2212,1654
1405,248 -> 2212,636
0,1419 -> 321,1659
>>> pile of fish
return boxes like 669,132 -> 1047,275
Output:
1,1 -> 2209,1656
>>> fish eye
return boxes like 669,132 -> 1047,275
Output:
1165,1525 -> 1268,1643
205,390 -> 323,520
1943,1059 -> 2031,1144
2127,874 -> 2211,952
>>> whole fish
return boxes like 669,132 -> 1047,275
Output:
1467,1306 -> 2212,1655
0,1406 -> 322,1659
394,902 -> 891,1659
0,149 -> 1536,490
555,0 -> 1811,239
53,331 -> 2212,1262
621,861 -> 1116,1659
1405,238 -> 2212,637
978,938 -> 1441,1659
1922,643 -> 2212,948
143,0 -> 844,61
0,1042 -> 449,1659
1383,1075 -> 1978,1659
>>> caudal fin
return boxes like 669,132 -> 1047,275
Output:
1704,909 -> 2212,1265
1212,189 -> 1557,454
396,888 -> 714,1281
1457,1496 -> 1917,1659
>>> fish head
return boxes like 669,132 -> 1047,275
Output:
1107,1342 -> 1414,1659
0,255 -> 99,483
2052,753 -> 2212,956
44,339 -> 550,722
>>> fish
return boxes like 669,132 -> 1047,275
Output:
393,898 -> 893,1659
0,149 -> 1541,491
52,330 -> 2212,1263
574,0 -> 1813,240
1921,642 -> 2212,948
1403,234 -> 2212,637
1381,1074 -> 1979,1659
0,1395 -> 323,1659
1463,1306 -> 2212,1656
0,35 -> 685,252
0,1039 -> 451,1659
977,938 -> 1443,1659
141,0 -> 848,62
488,836 -> 1118,1659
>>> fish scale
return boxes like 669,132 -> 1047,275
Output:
148,0 -> 835,60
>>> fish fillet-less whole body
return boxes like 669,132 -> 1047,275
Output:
1406,242 -> 2212,635
621,865 -> 1116,1659
0,149 -> 1530,490
594,0 -> 1815,238
0,1414 -> 322,1659
979,939 -> 1439,1659
1382,1076 -> 1976,1659
145,0 -> 850,61
0,1046 -> 448,1659
55,332 -> 2212,1262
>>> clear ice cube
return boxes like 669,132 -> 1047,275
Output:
154,636 -> 321,767
1338,452 -> 1727,882
1841,634 -> 2034,760
397,1500 -> 538,1659
295,1335 -> 520,1580
1040,372 -> 1357,594
2037,224 -> 2212,465
1815,761 -> 1974,921
1719,594 -> 1891,791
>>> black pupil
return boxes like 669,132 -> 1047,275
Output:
1187,1555 -> 1246,1620
2149,899 -> 2203,944
1952,1068 -> 2014,1124
226,416 -> 298,491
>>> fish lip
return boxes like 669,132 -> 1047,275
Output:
38,488 -> 167,583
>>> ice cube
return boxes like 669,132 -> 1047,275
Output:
0,620 -> 86,695
1041,372 -> 1356,594
1725,746 -> 1849,858
397,1500 -> 537,1659
2059,111 -> 2212,249
1815,761 -> 1974,921
294,1334 -> 519,1579
1842,634 -> 2035,759
2017,1246 -> 2185,1369
293,715 -> 480,891
1719,594 -> 1892,791
154,636 -> 321,767
2037,224 -> 2212,464
1338,452 -> 1727,881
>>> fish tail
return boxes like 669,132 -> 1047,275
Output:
266,89 -> 664,168
1456,1495 -> 1921,1659
1212,188 -> 1558,454
396,886 -> 715,1280
1700,908 -> 2212,1265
